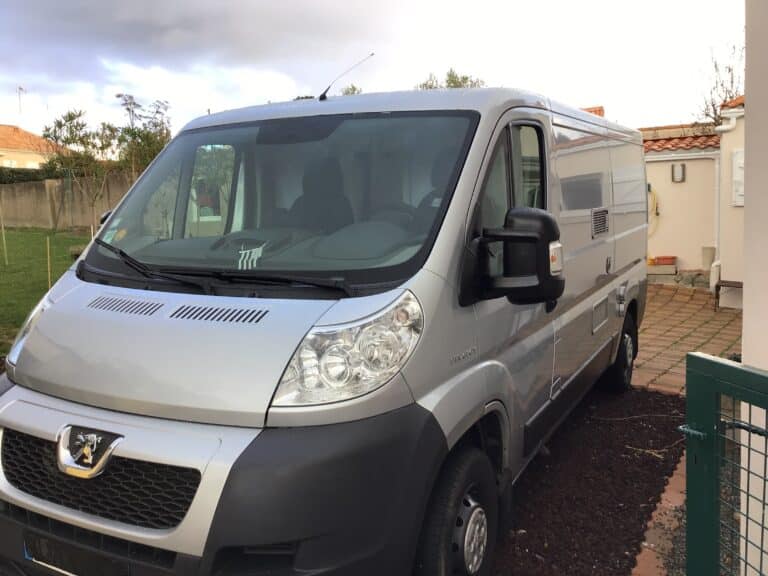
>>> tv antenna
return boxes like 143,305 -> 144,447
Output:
318,52 -> 375,101
17,86 -> 26,114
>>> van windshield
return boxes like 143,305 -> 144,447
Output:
86,111 -> 477,290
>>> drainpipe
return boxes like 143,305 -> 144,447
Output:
710,154 -> 722,293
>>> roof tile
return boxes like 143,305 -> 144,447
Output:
721,95 -> 745,109
643,134 -> 720,153
0,125 -> 53,153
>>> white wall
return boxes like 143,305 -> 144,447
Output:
741,2 -> 768,573
646,155 -> 716,270
743,0 -> 767,368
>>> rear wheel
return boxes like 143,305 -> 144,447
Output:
414,447 -> 499,576
603,312 -> 638,392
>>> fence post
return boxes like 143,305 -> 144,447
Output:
0,191 -> 7,266
686,353 -> 721,576
46,236 -> 51,289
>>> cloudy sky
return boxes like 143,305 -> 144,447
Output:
0,0 -> 745,135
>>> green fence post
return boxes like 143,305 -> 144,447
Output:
686,353 -> 721,576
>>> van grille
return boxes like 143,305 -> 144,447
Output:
88,296 -> 163,316
170,305 -> 269,324
591,208 -> 609,238
0,501 -> 177,569
1,428 -> 200,530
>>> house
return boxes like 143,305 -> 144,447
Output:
0,125 -> 53,169
640,97 -> 745,308
715,96 -> 745,309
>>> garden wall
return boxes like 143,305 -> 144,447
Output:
0,175 -> 132,229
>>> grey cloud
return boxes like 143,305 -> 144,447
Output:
1,0 -> 398,84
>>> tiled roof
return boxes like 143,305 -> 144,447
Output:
582,106 -> 605,117
722,95 -> 744,109
0,125 -> 53,153
643,134 -> 721,153
640,123 -> 720,153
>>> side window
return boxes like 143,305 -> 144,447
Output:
185,145 -> 236,238
478,131 -> 511,276
478,132 -> 511,231
511,125 -> 545,209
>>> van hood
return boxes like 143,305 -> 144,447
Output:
10,272 -> 337,427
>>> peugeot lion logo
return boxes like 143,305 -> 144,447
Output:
73,432 -> 102,465
56,426 -> 123,479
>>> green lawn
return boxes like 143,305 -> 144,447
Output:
0,228 -> 89,355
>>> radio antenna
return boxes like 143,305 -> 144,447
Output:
318,52 -> 375,101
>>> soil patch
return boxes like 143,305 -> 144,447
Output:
494,387 -> 686,576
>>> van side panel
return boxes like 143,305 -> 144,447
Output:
609,140 -> 647,270
550,119 -> 616,390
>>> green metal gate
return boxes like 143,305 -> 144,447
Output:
685,352 -> 768,575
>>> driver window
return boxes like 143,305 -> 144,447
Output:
478,130 -> 511,276
185,145 -> 235,238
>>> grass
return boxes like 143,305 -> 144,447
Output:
0,228 -> 90,355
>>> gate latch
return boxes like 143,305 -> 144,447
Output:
678,424 -> 707,440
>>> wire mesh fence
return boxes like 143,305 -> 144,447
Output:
0,227 -> 90,356
686,353 -> 768,576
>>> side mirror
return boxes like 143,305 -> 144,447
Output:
99,210 -> 112,227
480,207 -> 565,305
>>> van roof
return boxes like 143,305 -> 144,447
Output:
182,87 -> 640,142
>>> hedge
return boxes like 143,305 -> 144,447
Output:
0,166 -> 59,184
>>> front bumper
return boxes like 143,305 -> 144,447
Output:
0,387 -> 447,576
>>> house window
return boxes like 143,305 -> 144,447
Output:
2,159 -> 18,168
732,149 -> 745,206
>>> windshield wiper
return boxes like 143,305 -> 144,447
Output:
93,238 -> 216,294
166,268 -> 356,297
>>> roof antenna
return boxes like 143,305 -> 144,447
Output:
318,52 -> 375,101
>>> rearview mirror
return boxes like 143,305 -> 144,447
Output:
99,210 -> 112,226
480,207 -> 565,305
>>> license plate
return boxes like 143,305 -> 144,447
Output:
24,532 -> 129,576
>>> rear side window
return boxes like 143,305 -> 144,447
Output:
554,125 -> 610,212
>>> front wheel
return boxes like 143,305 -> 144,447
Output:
414,447 -> 499,576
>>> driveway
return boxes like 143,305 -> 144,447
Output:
634,284 -> 743,395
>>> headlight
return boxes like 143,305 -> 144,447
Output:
273,291 -> 423,406
6,297 -> 50,368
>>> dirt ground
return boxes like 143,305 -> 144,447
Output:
494,387 -> 686,576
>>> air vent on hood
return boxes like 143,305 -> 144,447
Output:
88,296 -> 164,316
169,305 -> 269,324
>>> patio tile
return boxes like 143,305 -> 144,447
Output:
633,368 -> 661,387
634,286 -> 743,396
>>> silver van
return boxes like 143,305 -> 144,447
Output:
0,88 -> 647,576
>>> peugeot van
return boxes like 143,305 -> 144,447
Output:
0,88 -> 647,576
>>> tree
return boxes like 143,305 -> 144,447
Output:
115,93 -> 142,128
417,68 -> 485,90
700,45 -> 744,126
341,83 -> 362,96
116,95 -> 172,180
43,111 -> 118,231
42,96 -> 172,230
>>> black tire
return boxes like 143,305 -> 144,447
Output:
414,447 -> 499,576
602,312 -> 638,392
